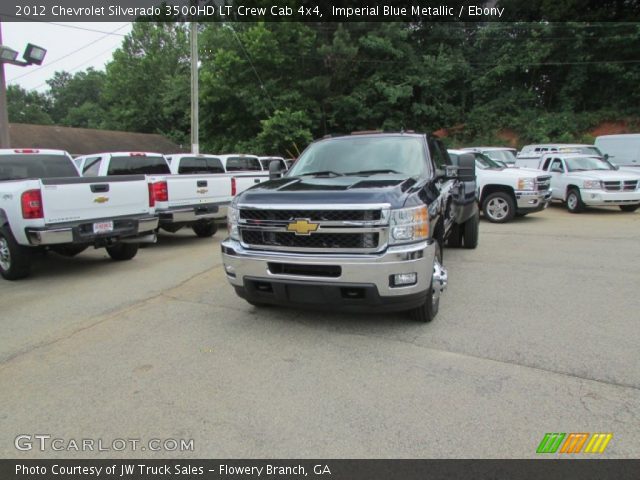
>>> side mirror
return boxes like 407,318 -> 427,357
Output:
269,159 -> 283,180
457,153 -> 476,182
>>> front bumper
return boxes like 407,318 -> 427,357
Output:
25,216 -> 158,246
158,204 -> 228,225
579,190 -> 640,206
221,238 -> 445,312
515,189 -> 552,212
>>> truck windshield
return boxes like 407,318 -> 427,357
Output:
288,136 -> 427,178
107,156 -> 170,175
565,156 -> 613,172
0,154 -> 78,180
177,157 -> 225,174
475,153 -> 503,169
226,157 -> 262,172
484,150 -> 516,164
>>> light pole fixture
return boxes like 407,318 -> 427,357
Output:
0,20 -> 49,148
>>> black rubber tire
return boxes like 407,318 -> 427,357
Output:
0,226 -> 32,280
51,245 -> 88,257
566,188 -> 585,213
105,243 -> 139,261
482,192 -> 516,223
410,241 -> 442,323
447,223 -> 463,248
192,221 -> 218,238
619,204 -> 639,212
463,211 -> 479,249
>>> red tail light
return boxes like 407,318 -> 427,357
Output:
21,189 -> 44,219
231,177 -> 237,196
14,149 -> 40,154
147,183 -> 156,207
152,181 -> 168,202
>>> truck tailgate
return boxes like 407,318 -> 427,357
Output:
165,174 -> 232,207
40,176 -> 151,224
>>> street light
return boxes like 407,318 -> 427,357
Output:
0,21 -> 48,148
0,46 -> 18,63
23,43 -> 47,65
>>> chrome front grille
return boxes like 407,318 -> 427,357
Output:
240,209 -> 381,222
238,205 -> 389,253
604,180 -> 638,191
536,176 -> 551,191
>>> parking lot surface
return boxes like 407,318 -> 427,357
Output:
1,205 -> 639,458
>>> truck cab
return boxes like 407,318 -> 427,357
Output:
221,132 -> 479,322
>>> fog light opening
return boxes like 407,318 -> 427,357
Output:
390,272 -> 417,287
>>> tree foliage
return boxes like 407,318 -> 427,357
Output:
7,18 -> 640,153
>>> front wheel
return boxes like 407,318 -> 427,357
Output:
0,227 -> 32,280
105,243 -> 139,261
192,221 -> 218,238
410,241 -> 442,323
566,189 -> 585,213
619,204 -> 639,212
482,192 -> 515,223
463,211 -> 479,249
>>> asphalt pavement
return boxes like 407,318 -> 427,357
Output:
1,204 -> 638,458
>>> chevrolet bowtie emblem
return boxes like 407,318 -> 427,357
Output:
93,196 -> 109,204
197,188 -> 208,194
287,219 -> 319,235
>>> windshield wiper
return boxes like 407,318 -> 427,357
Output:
300,170 -> 344,177
345,169 -> 400,176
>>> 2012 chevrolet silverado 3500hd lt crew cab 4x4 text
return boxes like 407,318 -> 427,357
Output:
0,149 -> 158,280
221,132 -> 479,322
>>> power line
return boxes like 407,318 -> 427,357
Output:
44,22 -> 128,37
7,23 -> 129,82
227,24 -> 277,112
30,40 -> 123,91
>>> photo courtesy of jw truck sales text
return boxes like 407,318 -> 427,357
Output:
1,0 -> 640,479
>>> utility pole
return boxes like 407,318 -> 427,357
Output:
0,22 -> 10,148
190,21 -> 199,155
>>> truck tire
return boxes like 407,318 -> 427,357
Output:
619,204 -> 639,212
566,188 -> 585,213
106,243 -> 139,261
463,211 -> 479,249
410,241 -> 442,323
192,221 -> 218,238
0,226 -> 32,280
482,192 -> 515,223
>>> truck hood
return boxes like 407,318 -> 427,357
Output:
237,174 -> 418,209
478,167 -> 543,180
566,170 -> 640,181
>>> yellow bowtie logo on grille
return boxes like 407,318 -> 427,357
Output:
287,219 -> 319,235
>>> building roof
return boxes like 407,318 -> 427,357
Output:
8,123 -> 188,156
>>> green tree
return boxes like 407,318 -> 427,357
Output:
6,85 -> 53,125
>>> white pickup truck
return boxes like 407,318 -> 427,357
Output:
538,153 -> 640,213
76,152 -> 231,237
0,149 -> 158,280
216,154 -> 269,196
449,149 -> 552,223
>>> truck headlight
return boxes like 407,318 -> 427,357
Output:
389,205 -> 429,244
227,206 -> 240,240
583,180 -> 603,189
517,178 -> 536,190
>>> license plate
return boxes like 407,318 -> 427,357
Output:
93,221 -> 114,234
